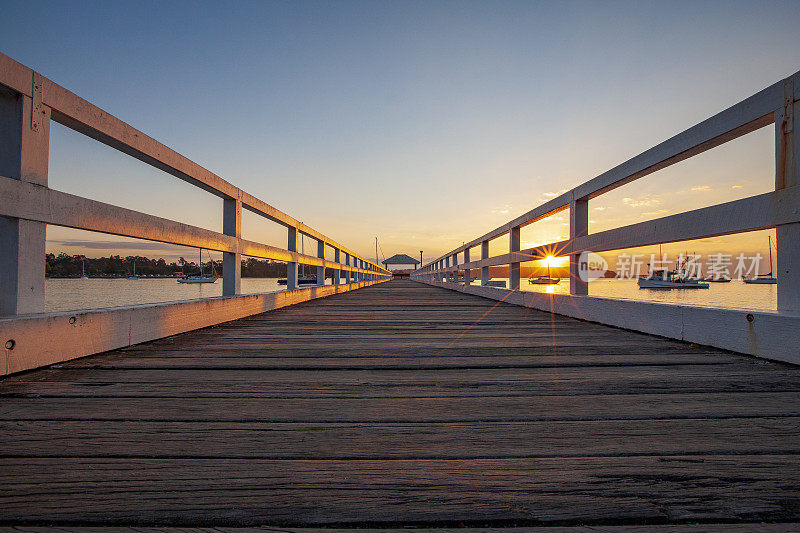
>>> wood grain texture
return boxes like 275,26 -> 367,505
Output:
3,527 -> 800,533
0,279 -> 798,527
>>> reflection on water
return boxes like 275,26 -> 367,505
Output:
44,277 -> 334,313
462,278 -> 777,311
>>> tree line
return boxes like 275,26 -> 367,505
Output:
45,253 -> 289,278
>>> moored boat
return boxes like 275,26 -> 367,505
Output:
638,266 -> 709,289
178,248 -> 218,284
744,236 -> 777,284
529,276 -> 560,285
528,258 -> 560,285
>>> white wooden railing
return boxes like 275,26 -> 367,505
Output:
0,52 -> 390,374
412,69 -> 800,364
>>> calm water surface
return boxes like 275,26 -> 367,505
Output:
45,277 -> 777,313
46,278 -> 291,313
469,278 -> 777,311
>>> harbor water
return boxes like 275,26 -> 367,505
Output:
44,277 -> 776,313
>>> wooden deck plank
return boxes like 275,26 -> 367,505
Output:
0,456 -> 798,524
0,278 -> 798,527
4,526 -> 800,533
2,393 -> 800,420
50,353 -> 737,369
1,418 -> 799,459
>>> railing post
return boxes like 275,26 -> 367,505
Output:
344,253 -> 351,284
0,74 -> 50,315
464,248 -> 470,286
316,240 -> 325,286
481,240 -> 489,285
222,195 -> 242,296
445,256 -> 450,282
333,248 -> 341,285
776,78 -> 800,312
570,196 -> 589,296
509,226 -> 520,290
287,227 -> 298,290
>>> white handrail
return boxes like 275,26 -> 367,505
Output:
0,52 -> 391,315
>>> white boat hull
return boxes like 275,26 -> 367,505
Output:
638,278 -> 709,289
529,277 -> 560,285
743,277 -> 777,284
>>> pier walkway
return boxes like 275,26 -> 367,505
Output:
1,279 -> 799,527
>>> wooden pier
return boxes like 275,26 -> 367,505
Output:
1,279 -> 799,527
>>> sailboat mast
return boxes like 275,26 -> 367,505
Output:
376,237 -> 378,265
768,236 -> 773,275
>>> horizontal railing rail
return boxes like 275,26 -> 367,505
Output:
0,52 -> 391,318
414,68 -> 799,313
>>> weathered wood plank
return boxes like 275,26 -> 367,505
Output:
1,393 -> 798,421
1,418 -> 798,459
53,353 -> 736,370
4,525 -> 799,532
0,456 -> 797,524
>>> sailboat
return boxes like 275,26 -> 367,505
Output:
127,257 -> 139,279
80,257 -> 88,279
638,253 -> 709,289
177,248 -> 218,284
529,257 -> 560,285
744,236 -> 777,284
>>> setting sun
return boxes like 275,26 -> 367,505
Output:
543,255 -> 569,268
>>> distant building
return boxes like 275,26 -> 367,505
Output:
382,254 -> 421,277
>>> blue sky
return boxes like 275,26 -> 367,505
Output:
3,0 -> 800,262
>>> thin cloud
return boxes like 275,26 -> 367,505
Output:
691,185 -> 712,192
538,188 -> 568,202
731,185 -> 743,189
622,196 -> 660,208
